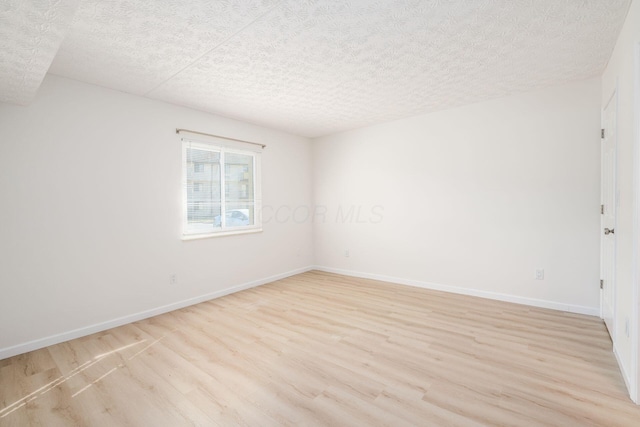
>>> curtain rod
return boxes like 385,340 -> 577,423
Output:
176,128 -> 266,149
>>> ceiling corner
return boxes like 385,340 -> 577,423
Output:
0,0 -> 80,105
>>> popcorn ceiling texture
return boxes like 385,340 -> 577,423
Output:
0,0 -> 79,105
2,0 -> 632,137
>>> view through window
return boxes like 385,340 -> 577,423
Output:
182,139 -> 260,238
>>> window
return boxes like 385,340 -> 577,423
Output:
182,138 -> 261,238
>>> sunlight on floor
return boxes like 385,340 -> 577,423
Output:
0,337 -> 164,418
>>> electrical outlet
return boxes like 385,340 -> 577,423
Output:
169,274 -> 177,285
535,269 -> 544,280
345,250 -> 350,258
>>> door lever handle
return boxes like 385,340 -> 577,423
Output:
604,228 -> 615,235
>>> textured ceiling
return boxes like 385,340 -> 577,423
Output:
0,0 -> 79,105
2,0 -> 632,137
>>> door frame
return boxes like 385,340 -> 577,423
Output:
631,41 -> 640,405
602,87 -> 618,338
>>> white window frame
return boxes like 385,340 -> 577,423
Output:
181,138 -> 262,239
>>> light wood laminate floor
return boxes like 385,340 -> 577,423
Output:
1,271 -> 639,426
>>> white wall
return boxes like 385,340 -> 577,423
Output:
313,78 -> 602,314
0,75 -> 314,358
601,0 -> 640,403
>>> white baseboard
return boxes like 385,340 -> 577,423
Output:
0,266 -> 314,360
313,265 -> 599,317
1,264 -> 601,361
614,343 -> 635,403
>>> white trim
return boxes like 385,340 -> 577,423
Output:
601,85 -> 619,332
181,227 -> 263,240
615,343 -> 634,401
0,266 -> 314,360
630,41 -> 640,404
313,266 -> 599,316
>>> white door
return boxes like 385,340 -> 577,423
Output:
601,90 -> 617,338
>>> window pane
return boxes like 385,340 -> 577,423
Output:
186,147 -> 220,233
182,139 -> 260,237
225,152 -> 254,227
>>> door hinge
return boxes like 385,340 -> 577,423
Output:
600,279 -> 604,289
601,204 -> 604,214
601,128 -> 605,139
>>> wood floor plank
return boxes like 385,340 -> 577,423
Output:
1,270 -> 639,426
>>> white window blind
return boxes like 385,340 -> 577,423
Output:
182,138 -> 261,238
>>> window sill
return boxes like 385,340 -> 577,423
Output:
181,228 -> 263,241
